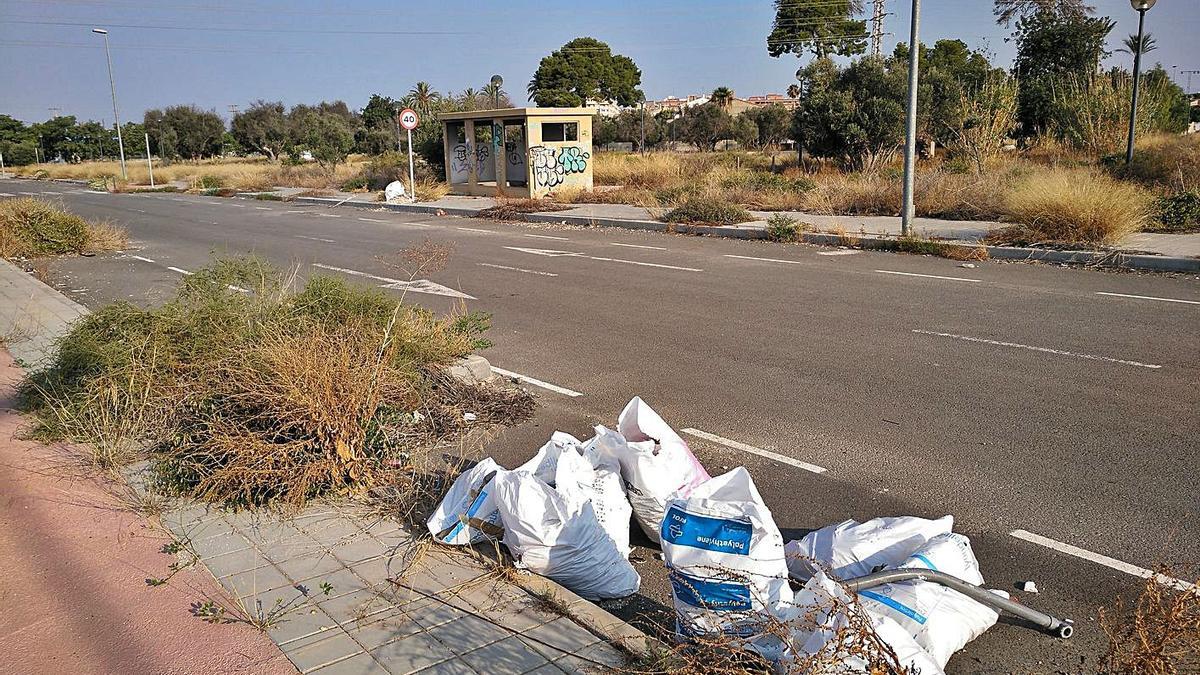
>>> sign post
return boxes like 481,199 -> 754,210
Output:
399,108 -> 419,203
145,132 -> 155,187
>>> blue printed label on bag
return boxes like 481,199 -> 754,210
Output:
662,506 -> 753,555
670,572 -> 753,611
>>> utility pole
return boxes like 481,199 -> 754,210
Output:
92,28 -> 126,179
394,108 -> 403,153
48,106 -> 62,118
640,100 -> 646,155
1182,70 -> 1199,94
900,0 -> 921,235
870,0 -> 887,59
145,133 -> 154,187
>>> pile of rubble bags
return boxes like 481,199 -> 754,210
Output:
425,396 -> 709,601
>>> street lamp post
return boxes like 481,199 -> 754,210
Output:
1125,0 -> 1156,166
900,0 -> 922,235
92,28 -> 127,179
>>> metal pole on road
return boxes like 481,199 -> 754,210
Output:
145,132 -> 154,187
407,128 -> 415,204
1125,1 -> 1156,165
900,0 -> 921,236
93,28 -> 127,180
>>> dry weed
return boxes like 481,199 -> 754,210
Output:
1100,568 -> 1200,674
998,168 -> 1152,247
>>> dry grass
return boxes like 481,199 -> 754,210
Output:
1100,568 -> 1200,674
1116,134 -> 1200,193
994,168 -> 1152,247
13,156 -> 369,192
477,198 -> 567,220
20,256 -> 533,507
0,197 -> 127,259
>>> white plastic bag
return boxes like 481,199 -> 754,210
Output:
492,469 -> 640,601
425,458 -> 503,545
517,431 -> 580,485
787,570 -> 945,675
615,396 -> 709,542
384,180 -> 406,202
858,533 -> 998,668
661,468 -> 793,641
785,515 -> 954,581
580,425 -> 634,557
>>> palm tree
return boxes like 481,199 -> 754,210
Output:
786,84 -> 801,99
1117,32 -> 1157,56
408,81 -> 439,115
482,81 -> 507,108
710,86 -> 735,108
460,88 -> 480,111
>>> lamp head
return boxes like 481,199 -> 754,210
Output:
1130,0 -> 1156,11
91,28 -> 108,34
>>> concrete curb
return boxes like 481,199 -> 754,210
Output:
282,195 -> 1200,274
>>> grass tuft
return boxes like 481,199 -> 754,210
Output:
1100,567 -> 1200,674
0,197 -> 127,259
995,168 -> 1151,247
662,195 -> 753,226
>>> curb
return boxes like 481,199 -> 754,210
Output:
284,195 -> 1200,274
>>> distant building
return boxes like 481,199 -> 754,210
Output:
647,92 -> 800,117
647,95 -> 710,115
744,93 -> 801,111
587,99 -> 623,118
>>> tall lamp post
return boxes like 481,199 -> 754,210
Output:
900,0 -> 921,235
1125,0 -> 1156,166
92,28 -> 127,179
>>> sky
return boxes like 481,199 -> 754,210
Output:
2,0 -> 1198,125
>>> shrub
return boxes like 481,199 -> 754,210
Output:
721,171 -> 814,194
1113,134 -> 1200,192
0,198 -> 126,258
1100,566 -> 1199,674
662,195 -> 753,225
1150,191 -> 1200,232
21,257 -> 531,507
194,174 -> 225,190
765,213 -> 806,242
997,169 -> 1151,247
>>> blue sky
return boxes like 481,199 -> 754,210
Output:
2,0 -> 1197,125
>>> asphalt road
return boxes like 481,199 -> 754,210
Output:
5,178 -> 1199,673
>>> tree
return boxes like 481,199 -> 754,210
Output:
786,84 -> 801,99
1012,9 -> 1115,135
710,87 -> 735,109
1117,32 -> 1157,56
231,101 -> 287,161
288,108 -> 354,174
993,0 -> 1093,26
767,0 -> 867,60
528,37 -> 643,107
730,114 -> 759,149
481,81 -> 511,108
678,104 -> 732,152
145,106 -> 224,159
614,108 -> 664,151
360,94 -> 399,130
792,57 -> 908,171
409,82 -> 439,116
945,74 -> 1018,172
746,104 -> 792,166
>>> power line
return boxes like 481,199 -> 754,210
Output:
0,19 -> 475,36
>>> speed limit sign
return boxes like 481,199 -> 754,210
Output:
398,108 -> 419,130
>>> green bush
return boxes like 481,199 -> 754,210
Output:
662,195 -> 753,225
721,171 -> 815,193
196,174 -> 225,189
765,213 -> 805,242
1151,191 -> 1200,232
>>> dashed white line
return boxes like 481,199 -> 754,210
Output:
1095,292 -> 1200,306
611,242 -> 666,251
161,263 -> 248,292
311,263 -> 474,299
725,254 -> 806,265
358,217 -> 387,223
490,367 -> 582,397
127,254 -> 156,263
877,269 -> 980,283
586,256 -> 702,272
524,233 -> 570,241
296,235 -> 336,243
477,263 -> 558,277
0,192 -> 14,197
912,330 -> 1163,369
681,428 -> 827,474
254,206 -> 270,210
166,266 -> 192,275
1010,530 -> 1195,592
817,249 -> 861,256
18,191 -> 38,196
228,204 -> 246,208
507,245 -> 701,272
456,226 -> 493,233
316,213 -> 342,218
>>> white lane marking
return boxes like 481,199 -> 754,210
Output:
877,269 -> 980,283
254,206 -> 270,210
506,246 -> 701,272
525,233 -> 569,241
681,428 -> 827,475
297,235 -> 336,243
284,210 -> 308,214
229,204 -> 246,208
818,249 -> 861,256
0,192 -> 14,197
311,263 -> 475,300
127,254 -> 156,263
42,191 -> 63,195
166,266 -> 192,275
478,263 -> 558,277
1010,530 -> 1195,592
1096,292 -> 1200,306
611,242 -> 665,251
912,330 -> 1163,369
85,190 -> 109,194
162,264 -> 248,293
725,254 -> 806,265
358,217 -> 387,223
491,367 -> 582,397
316,213 -> 342,218
456,226 -> 493,233
19,191 -> 38,195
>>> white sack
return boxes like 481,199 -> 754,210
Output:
492,469 -> 639,600
426,458 -> 503,545
580,425 -> 634,557
787,570 -> 945,675
858,533 -> 998,669
517,431 -> 581,485
615,396 -> 710,542
661,467 -> 793,641
384,180 -> 406,202
785,515 -> 954,581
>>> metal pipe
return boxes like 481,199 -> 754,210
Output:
844,569 -> 1075,639
900,0 -> 921,236
1125,8 -> 1147,165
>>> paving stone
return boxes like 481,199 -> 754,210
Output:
425,614 -> 511,656
283,631 -> 366,673
204,546 -> 271,579
460,636 -> 550,675
412,657 -> 479,675
309,651 -> 387,675
551,640 -> 628,673
520,618 -> 600,661
349,555 -> 404,589
300,515 -> 373,544
190,530 -> 254,559
330,535 -> 391,565
171,513 -> 238,542
299,566 -> 373,601
347,610 -> 424,650
522,664 -> 568,675
267,606 -> 342,647
221,563 -> 292,600
474,594 -> 559,634
407,600 -> 469,630
277,551 -> 347,583
370,632 -> 457,674
319,588 -> 396,627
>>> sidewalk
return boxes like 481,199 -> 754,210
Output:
266,189 -> 1200,272
0,259 -> 634,674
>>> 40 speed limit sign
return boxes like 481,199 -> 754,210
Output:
399,108 -> 419,130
